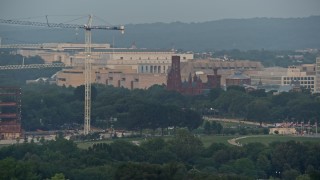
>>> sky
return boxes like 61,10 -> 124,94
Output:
0,0 -> 320,25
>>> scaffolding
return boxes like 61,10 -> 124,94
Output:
0,87 -> 22,140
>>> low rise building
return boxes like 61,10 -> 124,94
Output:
269,128 -> 297,135
226,72 -> 251,87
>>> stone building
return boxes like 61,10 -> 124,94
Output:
167,56 -> 221,95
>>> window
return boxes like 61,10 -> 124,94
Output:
58,78 -> 66,81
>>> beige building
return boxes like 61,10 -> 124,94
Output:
56,67 -> 96,87
316,57 -> 320,92
247,64 -> 317,92
56,67 -> 167,89
281,66 -> 316,92
96,69 -> 167,89
53,45 -> 193,89
179,59 -> 263,86
248,67 -> 288,86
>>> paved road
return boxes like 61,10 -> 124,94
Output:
203,116 -> 273,128
227,136 -> 248,146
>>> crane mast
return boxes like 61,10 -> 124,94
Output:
84,15 -> 93,135
0,16 -> 124,135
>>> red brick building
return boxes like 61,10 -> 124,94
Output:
225,72 -> 251,87
167,56 -> 221,95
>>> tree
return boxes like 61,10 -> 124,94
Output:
182,109 -> 203,131
227,85 -> 246,92
203,121 -> 212,134
208,88 -> 223,101
168,129 -> 203,162
282,169 -> 300,180
74,85 -> 97,101
51,173 -> 66,180
246,99 -> 271,122
214,90 -> 252,116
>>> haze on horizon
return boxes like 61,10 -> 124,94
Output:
0,0 -> 320,25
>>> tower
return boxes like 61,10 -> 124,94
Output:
167,56 -> 182,91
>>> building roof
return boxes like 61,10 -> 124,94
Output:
227,72 -> 250,80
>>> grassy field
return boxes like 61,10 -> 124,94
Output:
237,135 -> 320,145
199,135 -> 236,147
79,134 -> 315,149
76,137 -> 147,149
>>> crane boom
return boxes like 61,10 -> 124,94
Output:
0,16 -> 124,135
0,18 -> 124,32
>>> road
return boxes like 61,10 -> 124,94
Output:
203,116 -> 274,128
227,136 -> 248,146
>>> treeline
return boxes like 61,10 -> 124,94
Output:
21,84 -> 203,131
211,49 -> 319,67
210,86 -> 320,124
0,51 -> 61,85
1,130 -> 320,179
2,16 -> 320,51
0,51 -> 44,66
19,84 -> 320,131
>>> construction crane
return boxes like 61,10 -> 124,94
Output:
0,63 -> 67,70
0,15 -> 124,135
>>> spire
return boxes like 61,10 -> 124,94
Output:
188,73 -> 192,83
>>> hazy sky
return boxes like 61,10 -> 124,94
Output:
0,0 -> 320,24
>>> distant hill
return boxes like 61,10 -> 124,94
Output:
1,16 -> 320,51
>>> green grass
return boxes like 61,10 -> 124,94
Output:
77,134 -> 320,150
76,137 -> 146,149
237,135 -> 320,145
199,135 -> 237,147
